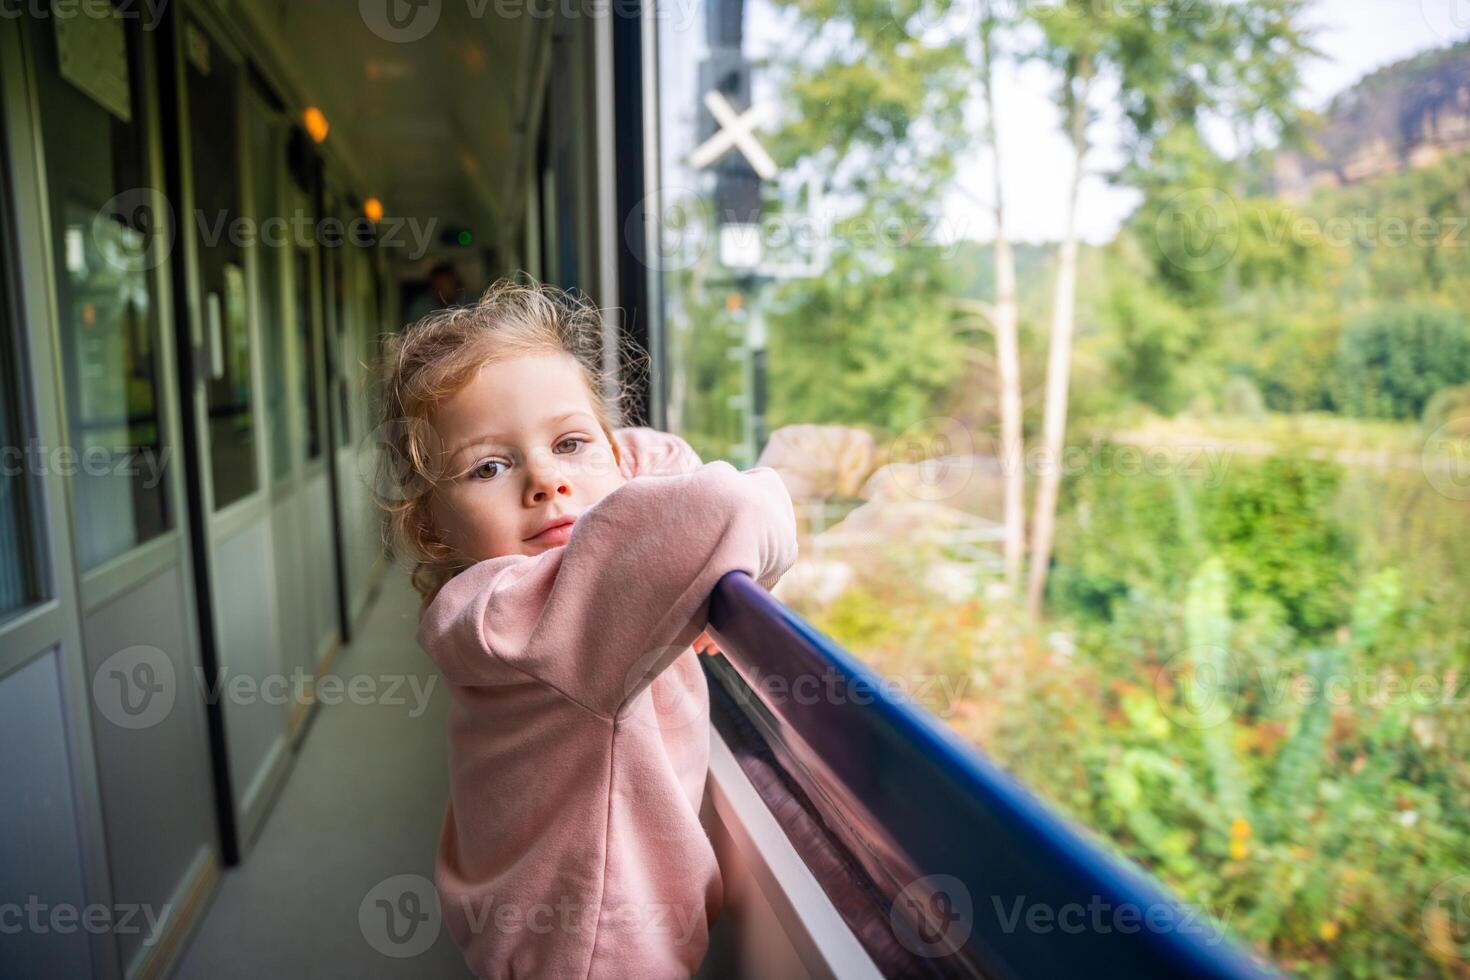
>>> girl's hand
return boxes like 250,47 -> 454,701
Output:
692,629 -> 722,657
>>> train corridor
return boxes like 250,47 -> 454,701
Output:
174,577 -> 471,979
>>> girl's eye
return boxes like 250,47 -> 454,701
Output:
470,459 -> 505,480
467,438 -> 583,479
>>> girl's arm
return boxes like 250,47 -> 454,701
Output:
614,427 -> 724,655
417,459 -> 797,713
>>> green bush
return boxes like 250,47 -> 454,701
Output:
1330,306 -> 1470,419
1096,272 -> 1204,414
1051,450 -> 1353,637
1039,454 -> 1469,976
1202,456 -> 1353,635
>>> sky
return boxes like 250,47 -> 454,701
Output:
732,0 -> 1470,245
957,0 -> 1467,244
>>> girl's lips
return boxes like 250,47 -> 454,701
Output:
527,519 -> 575,546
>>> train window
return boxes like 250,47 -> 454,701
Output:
28,11 -> 171,569
327,231 -> 349,449
361,252 -> 382,428
293,245 -> 320,461
247,98 -> 291,483
184,19 -> 257,509
0,213 -> 42,618
651,1 -> 1470,975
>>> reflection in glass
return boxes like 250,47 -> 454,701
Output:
0,262 -> 41,616
62,204 -> 169,566
31,13 -> 171,569
186,20 -> 257,508
361,255 -> 383,433
294,246 -> 321,460
329,240 -> 350,449
250,104 -> 291,482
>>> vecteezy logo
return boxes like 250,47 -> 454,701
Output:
623,186 -> 712,273
886,0 -> 976,39
1154,645 -> 1243,730
1422,419 -> 1470,501
360,874 -> 441,958
886,416 -> 976,502
620,644 -> 707,735
93,646 -> 176,730
1419,0 -> 1470,43
360,0 -> 441,43
93,188 -> 175,274
1154,187 -> 1240,273
358,416 -> 440,505
890,874 -> 973,958
1423,875 -> 1470,960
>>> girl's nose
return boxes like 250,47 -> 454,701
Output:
525,459 -> 572,504
529,481 -> 570,503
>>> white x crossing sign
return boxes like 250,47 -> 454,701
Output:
688,91 -> 778,180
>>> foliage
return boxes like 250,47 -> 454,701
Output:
764,239 -> 969,437
813,445 -> 1470,978
1202,456 -> 1352,635
1047,450 -> 1352,636
757,0 -> 976,443
1241,306 -> 1342,413
1330,306 -> 1470,420
1422,382 -> 1470,436
1113,132 -> 1470,422
1029,0 -> 1312,165
1090,253 -> 1209,414
661,263 -> 753,464
663,4 -> 1470,975
1221,376 -> 1267,418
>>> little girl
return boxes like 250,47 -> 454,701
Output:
375,277 -> 798,979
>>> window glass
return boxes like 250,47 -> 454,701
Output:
652,1 -> 1470,974
360,251 -> 382,432
293,244 -> 321,461
185,20 -> 256,508
0,233 -> 42,618
248,100 -> 290,482
30,11 -> 171,568
328,230 -> 349,449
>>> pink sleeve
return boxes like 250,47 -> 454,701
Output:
614,426 -> 703,479
418,460 -> 797,715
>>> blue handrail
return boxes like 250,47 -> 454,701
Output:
707,570 -> 1275,980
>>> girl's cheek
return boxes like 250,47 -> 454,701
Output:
440,480 -> 498,521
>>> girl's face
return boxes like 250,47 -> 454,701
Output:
426,352 -> 626,561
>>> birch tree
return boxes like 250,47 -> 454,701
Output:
1025,0 -> 1312,615
977,0 -> 1027,598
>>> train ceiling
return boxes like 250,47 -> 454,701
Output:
241,0 -> 548,265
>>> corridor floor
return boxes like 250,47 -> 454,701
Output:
175,574 -> 473,978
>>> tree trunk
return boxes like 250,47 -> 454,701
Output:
978,12 -> 1025,598
1027,59 -> 1092,617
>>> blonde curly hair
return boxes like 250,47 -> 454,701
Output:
373,274 -> 645,612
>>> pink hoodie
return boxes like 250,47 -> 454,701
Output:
416,427 -> 798,979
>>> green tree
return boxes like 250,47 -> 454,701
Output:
1331,305 -> 1470,419
1202,456 -> 1351,634
762,0 -> 975,442
1026,0 -> 1316,614
765,238 -> 966,434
